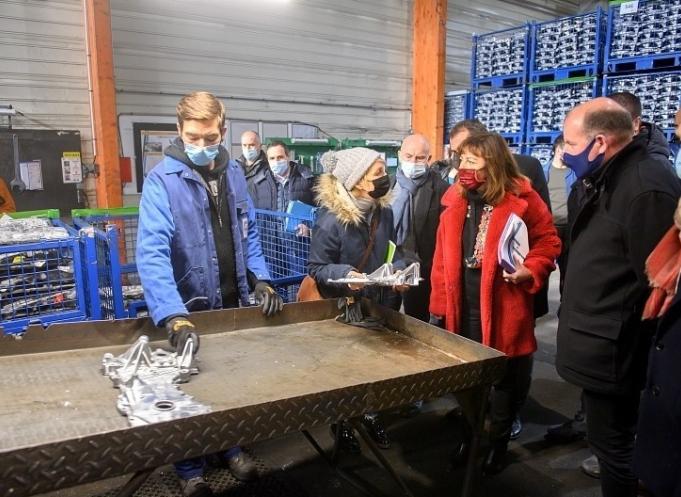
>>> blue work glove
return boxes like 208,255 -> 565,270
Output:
165,316 -> 200,355
254,281 -> 284,317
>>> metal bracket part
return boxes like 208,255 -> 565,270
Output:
102,335 -> 210,427
328,262 -> 421,287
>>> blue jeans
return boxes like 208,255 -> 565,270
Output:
174,446 -> 242,480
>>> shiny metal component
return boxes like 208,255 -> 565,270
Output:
327,262 -> 421,286
102,335 -> 209,427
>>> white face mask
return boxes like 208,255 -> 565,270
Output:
242,147 -> 259,162
401,160 -> 427,179
269,159 -> 289,176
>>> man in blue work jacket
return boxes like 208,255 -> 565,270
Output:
137,91 -> 284,497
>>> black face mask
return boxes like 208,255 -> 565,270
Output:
369,174 -> 391,199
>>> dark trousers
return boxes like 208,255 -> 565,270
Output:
583,389 -> 640,497
489,354 -> 534,446
402,273 -> 431,322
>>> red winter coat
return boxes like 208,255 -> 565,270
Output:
429,179 -> 561,357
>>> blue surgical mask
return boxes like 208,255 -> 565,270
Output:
563,138 -> 605,179
185,143 -> 220,167
242,147 -> 259,162
401,161 -> 427,179
270,159 -> 289,176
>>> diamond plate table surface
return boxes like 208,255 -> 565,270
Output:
0,299 -> 506,497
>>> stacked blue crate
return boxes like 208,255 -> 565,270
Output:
526,77 -> 601,145
603,70 -> 681,141
73,207 -> 146,320
254,209 -> 316,303
605,0 -> 681,74
471,25 -> 530,89
0,210 -> 88,335
444,90 -> 471,140
530,8 -> 606,83
524,144 -> 554,167
472,86 -> 527,146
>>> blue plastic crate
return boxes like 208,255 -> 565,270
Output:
0,219 -> 87,335
471,24 -> 530,89
254,208 -> 316,302
73,208 -> 145,319
444,90 -> 472,141
530,7 -> 606,83
527,77 -> 600,144
605,0 -> 681,74
603,70 -> 681,137
524,143 -> 554,167
473,86 -> 527,139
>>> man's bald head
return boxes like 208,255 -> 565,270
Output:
241,130 -> 261,148
400,133 -> 431,165
563,97 -> 634,164
675,109 -> 681,141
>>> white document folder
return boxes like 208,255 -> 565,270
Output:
498,213 -> 529,273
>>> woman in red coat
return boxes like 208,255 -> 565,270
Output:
430,132 -> 560,473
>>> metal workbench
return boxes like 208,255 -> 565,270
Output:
0,299 -> 506,497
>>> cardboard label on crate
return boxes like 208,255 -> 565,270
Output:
620,1 -> 639,15
61,152 -> 82,183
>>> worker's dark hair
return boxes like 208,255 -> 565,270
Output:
449,119 -> 488,140
584,107 -> 634,144
266,140 -> 289,154
607,92 -> 642,119
552,133 -> 564,153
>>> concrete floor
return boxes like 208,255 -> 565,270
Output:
37,272 -> 603,497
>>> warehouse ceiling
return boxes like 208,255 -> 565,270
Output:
446,0 -> 607,89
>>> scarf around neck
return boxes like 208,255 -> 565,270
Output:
392,167 -> 428,246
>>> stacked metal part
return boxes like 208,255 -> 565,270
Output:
606,72 -> 681,130
475,88 -> 524,134
475,27 -> 528,79
444,92 -> 469,136
535,13 -> 598,70
531,81 -> 596,133
609,0 -> 681,58
527,145 -> 553,165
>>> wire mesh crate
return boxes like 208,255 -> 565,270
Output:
603,70 -> 681,140
254,208 -> 315,303
527,77 -> 600,144
530,8 -> 606,82
444,91 -> 471,140
524,144 -> 554,167
473,86 -> 527,141
72,207 -> 145,319
472,25 -> 530,89
0,210 -> 87,335
606,0 -> 681,73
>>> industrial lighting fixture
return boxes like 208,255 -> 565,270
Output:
0,105 -> 16,116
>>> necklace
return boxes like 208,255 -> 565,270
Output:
464,204 -> 493,269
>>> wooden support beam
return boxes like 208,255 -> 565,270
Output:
84,0 -> 122,207
412,0 -> 447,160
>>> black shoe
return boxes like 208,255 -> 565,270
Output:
179,476 -> 215,497
226,452 -> 258,482
362,414 -> 390,449
361,414 -> 391,449
331,423 -> 361,454
483,444 -> 508,476
510,415 -> 522,440
545,419 -> 586,444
